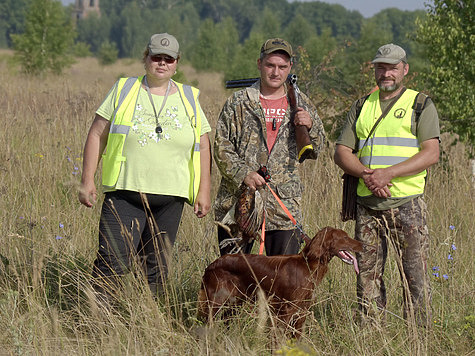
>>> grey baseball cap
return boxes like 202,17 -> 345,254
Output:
372,43 -> 407,64
260,38 -> 293,58
148,33 -> 180,59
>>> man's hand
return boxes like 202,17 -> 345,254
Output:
244,171 -> 266,190
335,144 -> 392,198
362,168 -> 393,198
293,107 -> 313,130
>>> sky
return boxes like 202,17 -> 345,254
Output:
61,0 -> 430,18
288,0 -> 430,18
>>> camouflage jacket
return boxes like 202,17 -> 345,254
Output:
213,80 -> 326,230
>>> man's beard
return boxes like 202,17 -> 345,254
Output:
378,78 -> 399,92
379,83 -> 397,92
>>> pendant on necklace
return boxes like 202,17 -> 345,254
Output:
155,125 -> 162,134
272,118 -> 277,131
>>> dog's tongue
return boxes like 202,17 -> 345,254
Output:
338,250 -> 360,275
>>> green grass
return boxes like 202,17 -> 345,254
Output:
0,53 -> 473,355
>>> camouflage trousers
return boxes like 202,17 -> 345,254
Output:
355,196 -> 432,327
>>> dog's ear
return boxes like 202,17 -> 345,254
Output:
303,227 -> 331,258
318,227 -> 334,248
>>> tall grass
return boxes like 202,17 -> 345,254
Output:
0,51 -> 473,355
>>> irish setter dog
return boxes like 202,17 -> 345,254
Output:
198,227 -> 363,337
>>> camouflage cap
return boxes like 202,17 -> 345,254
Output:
260,38 -> 293,58
148,33 -> 180,59
372,43 -> 407,64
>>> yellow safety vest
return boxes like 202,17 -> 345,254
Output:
101,76 -> 202,205
356,88 -> 426,198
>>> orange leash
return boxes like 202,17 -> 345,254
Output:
259,215 -> 266,255
258,181 -> 308,255
265,182 -> 298,225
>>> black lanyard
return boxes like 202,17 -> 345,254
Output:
143,76 -> 172,134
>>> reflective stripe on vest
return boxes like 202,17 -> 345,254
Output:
356,88 -> 426,198
173,80 -> 202,205
101,76 -> 202,205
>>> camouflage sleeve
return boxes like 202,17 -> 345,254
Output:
300,92 -> 326,159
213,93 -> 252,191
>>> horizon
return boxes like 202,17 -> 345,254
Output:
61,0 -> 430,18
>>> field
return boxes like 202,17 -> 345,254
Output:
0,51 -> 473,355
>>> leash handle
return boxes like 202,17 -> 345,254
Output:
257,165 -> 272,182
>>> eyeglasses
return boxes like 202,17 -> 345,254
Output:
149,55 -> 176,64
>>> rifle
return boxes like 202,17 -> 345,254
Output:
225,74 -> 316,163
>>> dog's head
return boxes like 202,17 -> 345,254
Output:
303,227 -> 363,274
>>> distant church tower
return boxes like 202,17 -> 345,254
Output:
73,0 -> 100,20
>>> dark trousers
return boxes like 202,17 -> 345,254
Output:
92,190 -> 185,295
217,226 -> 301,256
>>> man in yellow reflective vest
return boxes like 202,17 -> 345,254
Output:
334,44 -> 440,327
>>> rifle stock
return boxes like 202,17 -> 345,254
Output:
286,75 -> 316,163
225,74 -> 316,163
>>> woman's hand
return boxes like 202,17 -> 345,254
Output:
194,190 -> 211,218
79,180 -> 97,207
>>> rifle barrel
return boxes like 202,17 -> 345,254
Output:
225,78 -> 259,89
225,74 -> 296,89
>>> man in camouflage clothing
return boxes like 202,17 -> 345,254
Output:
214,38 -> 325,256
334,44 -> 440,327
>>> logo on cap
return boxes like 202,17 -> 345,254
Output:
161,38 -> 170,47
271,39 -> 287,47
382,47 -> 391,55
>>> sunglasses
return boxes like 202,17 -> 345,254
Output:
149,55 -> 176,64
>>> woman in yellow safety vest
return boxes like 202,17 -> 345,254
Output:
79,33 -> 211,299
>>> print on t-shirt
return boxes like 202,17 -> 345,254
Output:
131,96 -> 183,146
260,95 -> 288,152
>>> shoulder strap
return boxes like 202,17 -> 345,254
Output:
413,92 -> 429,123
358,87 -> 407,156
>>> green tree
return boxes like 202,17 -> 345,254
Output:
76,12 -> 111,55
192,17 -> 239,72
303,27 -> 337,66
292,1 -> 363,38
11,0 -> 75,75
119,2 -> 150,58
224,31 -> 264,80
250,7 -> 281,38
0,0 -> 30,48
369,8 -> 427,73
353,19 -> 393,66
97,40 -> 118,65
416,0 -> 474,146
283,14 -> 315,48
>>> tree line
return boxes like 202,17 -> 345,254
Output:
1,0 -> 473,146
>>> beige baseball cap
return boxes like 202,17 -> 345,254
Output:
372,43 -> 407,64
148,33 -> 180,59
260,38 -> 293,58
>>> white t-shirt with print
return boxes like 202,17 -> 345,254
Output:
96,83 -> 211,197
